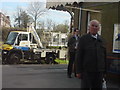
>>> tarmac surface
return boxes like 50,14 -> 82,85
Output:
2,64 -> 120,89
2,64 -> 80,88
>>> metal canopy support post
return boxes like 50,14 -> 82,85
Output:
79,8 -> 82,31
65,5 -> 101,32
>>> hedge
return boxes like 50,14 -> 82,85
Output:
1,27 -> 26,42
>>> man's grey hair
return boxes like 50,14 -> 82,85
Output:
88,20 -> 100,27
87,20 -> 101,31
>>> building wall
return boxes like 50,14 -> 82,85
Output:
0,12 -> 11,27
100,2 -> 119,53
76,2 -> 119,53
43,31 -> 68,47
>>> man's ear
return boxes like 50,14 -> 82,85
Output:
98,27 -> 100,31
88,26 -> 90,30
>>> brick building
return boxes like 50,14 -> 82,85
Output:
0,12 -> 11,27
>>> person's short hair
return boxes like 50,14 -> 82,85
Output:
88,20 -> 100,27
74,28 -> 79,32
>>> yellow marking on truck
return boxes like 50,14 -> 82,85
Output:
2,44 -> 13,50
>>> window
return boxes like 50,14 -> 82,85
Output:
29,33 -> 37,44
22,34 -> 28,40
5,32 -> 18,45
16,34 -> 28,45
62,38 -> 65,43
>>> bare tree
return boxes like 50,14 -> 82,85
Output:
46,19 -> 53,31
54,23 -> 69,33
21,11 -> 32,28
14,7 -> 22,28
52,22 -> 57,31
64,20 -> 69,26
14,7 -> 32,28
38,21 -> 45,30
28,1 -> 46,29
63,20 -> 69,33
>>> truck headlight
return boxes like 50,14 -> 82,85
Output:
3,51 -> 8,54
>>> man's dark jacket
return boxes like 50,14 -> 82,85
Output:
68,35 -> 79,52
76,33 -> 107,73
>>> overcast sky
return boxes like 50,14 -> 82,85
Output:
0,0 -> 71,27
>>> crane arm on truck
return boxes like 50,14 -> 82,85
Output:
27,23 -> 43,48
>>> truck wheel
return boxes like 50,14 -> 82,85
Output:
9,53 -> 20,64
37,58 -> 41,64
46,55 -> 55,64
2,58 -> 7,65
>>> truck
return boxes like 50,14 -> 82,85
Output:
2,23 -> 67,64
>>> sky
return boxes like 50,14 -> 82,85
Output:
0,0 -> 71,27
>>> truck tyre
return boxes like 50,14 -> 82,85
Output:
2,57 -> 7,64
9,53 -> 20,64
2,58 -> 7,65
37,58 -> 41,64
46,55 -> 55,64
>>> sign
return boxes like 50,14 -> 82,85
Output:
113,24 -> 120,53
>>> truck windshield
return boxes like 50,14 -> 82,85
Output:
5,32 -> 18,45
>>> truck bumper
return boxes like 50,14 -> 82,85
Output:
2,50 -> 9,61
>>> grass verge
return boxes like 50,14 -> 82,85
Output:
55,59 -> 68,64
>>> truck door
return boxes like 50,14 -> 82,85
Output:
16,33 -> 30,47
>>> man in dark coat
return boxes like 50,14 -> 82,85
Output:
76,20 -> 107,89
67,28 -> 80,78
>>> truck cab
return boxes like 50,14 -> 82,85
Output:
5,31 -> 38,48
2,31 -> 41,64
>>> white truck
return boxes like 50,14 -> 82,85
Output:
2,23 -> 67,64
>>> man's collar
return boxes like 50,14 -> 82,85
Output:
90,33 -> 103,42
91,34 -> 98,39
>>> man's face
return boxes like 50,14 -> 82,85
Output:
89,21 -> 100,35
74,30 -> 79,35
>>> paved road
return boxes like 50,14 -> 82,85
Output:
2,64 -> 80,88
2,64 -> 120,89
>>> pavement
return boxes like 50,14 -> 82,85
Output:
2,64 -> 80,88
1,64 -> 120,89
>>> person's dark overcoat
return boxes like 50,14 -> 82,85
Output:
68,36 -> 79,53
76,33 -> 107,73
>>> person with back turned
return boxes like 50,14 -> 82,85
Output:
76,20 -> 107,89
67,28 -> 80,78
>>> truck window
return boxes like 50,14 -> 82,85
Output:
22,34 -> 28,40
16,34 -> 28,45
32,37 -> 37,44
29,33 -> 37,44
5,32 -> 18,45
